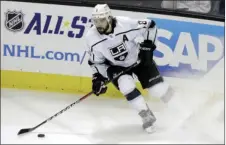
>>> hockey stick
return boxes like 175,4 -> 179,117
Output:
17,60 -> 140,136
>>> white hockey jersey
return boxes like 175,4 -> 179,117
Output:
85,16 -> 157,77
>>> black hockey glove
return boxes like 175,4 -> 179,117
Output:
139,40 -> 156,66
92,73 -> 108,96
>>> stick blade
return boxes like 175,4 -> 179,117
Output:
17,128 -> 33,135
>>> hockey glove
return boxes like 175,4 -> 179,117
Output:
92,73 -> 108,96
139,40 -> 156,66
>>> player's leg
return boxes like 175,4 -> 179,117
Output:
107,66 -> 148,112
134,60 -> 174,103
135,61 -> 195,130
107,66 -> 156,132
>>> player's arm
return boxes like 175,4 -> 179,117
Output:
135,18 -> 158,65
86,42 -> 109,96
138,19 -> 157,50
122,16 -> 157,52
122,16 -> 157,46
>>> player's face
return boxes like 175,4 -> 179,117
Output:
93,18 -> 109,34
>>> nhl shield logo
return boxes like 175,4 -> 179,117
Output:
5,10 -> 24,32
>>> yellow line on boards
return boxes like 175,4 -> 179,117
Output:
1,70 -> 156,100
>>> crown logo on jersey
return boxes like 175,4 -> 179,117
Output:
109,43 -> 128,61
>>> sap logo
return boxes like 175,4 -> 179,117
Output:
155,29 -> 224,72
23,13 -> 92,38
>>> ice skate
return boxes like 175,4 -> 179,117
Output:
139,108 -> 156,133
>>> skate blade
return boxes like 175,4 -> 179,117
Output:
144,125 -> 156,134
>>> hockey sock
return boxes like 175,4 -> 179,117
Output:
128,95 -> 148,113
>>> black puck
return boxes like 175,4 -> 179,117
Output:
37,134 -> 45,138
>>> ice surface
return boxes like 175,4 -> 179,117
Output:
1,88 -> 224,144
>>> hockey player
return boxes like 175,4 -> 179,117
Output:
85,4 -> 173,133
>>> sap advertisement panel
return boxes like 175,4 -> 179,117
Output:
151,17 -> 224,79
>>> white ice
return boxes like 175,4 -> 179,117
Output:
1,88 -> 224,144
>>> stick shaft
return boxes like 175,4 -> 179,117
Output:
33,91 -> 93,130
18,61 -> 140,135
